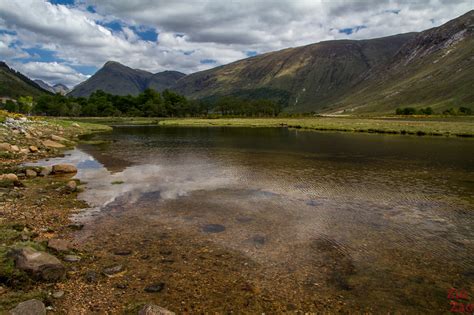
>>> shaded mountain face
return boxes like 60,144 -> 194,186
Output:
0,62 -> 50,98
69,61 -> 185,97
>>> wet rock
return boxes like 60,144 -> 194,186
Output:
52,290 -> 64,299
66,180 -> 77,192
11,247 -> 65,282
9,299 -> 46,315
52,164 -> 77,174
48,239 -> 71,252
201,224 -> 226,233
144,283 -> 165,293
84,271 -> 98,283
26,169 -> 37,178
63,255 -> 81,262
42,140 -> 65,149
113,249 -> 132,256
39,166 -> 52,177
0,143 -> 12,151
103,264 -> 124,276
138,304 -> 175,315
115,283 -> 128,289
29,146 -> 38,153
67,223 -> 84,230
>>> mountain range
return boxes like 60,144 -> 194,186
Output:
34,80 -> 70,95
68,61 -> 185,97
1,10 -> 473,114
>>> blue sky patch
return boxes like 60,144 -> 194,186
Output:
200,59 -> 217,64
131,26 -> 158,42
339,25 -> 367,35
20,47 -> 62,63
246,51 -> 258,57
48,0 -> 75,5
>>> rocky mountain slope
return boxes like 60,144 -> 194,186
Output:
69,61 -> 185,97
33,80 -> 70,95
0,62 -> 51,98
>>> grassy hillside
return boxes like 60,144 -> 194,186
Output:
329,10 -> 474,114
0,62 -> 49,98
173,34 -> 415,112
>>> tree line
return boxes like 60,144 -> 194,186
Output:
0,89 -> 282,117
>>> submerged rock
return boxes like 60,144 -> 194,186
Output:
144,283 -> 165,293
103,264 -> 124,276
201,224 -> 226,233
138,304 -> 175,315
12,247 -> 65,282
9,299 -> 46,315
52,164 -> 77,174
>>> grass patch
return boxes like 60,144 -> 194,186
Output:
111,180 -> 124,185
158,117 -> 474,137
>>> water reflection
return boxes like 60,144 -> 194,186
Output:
34,126 -> 474,312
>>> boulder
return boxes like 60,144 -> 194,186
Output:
10,145 -> 19,152
29,146 -> 38,153
138,304 -> 175,315
9,299 -> 46,315
47,239 -> 71,252
42,140 -> 65,149
0,173 -> 19,182
20,148 -> 30,154
26,169 -> 37,178
0,143 -> 12,151
12,247 -> 65,282
66,180 -> 77,192
52,164 -> 77,174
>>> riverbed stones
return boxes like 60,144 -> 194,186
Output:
52,164 -> 77,174
52,290 -> 65,299
103,264 -> 124,276
10,145 -> 19,152
47,239 -> 71,252
63,254 -> 81,262
144,283 -> 165,293
26,169 -> 37,178
66,180 -> 77,192
9,299 -> 46,315
29,145 -> 38,153
138,304 -> 175,315
12,247 -> 65,281
20,148 -> 29,154
201,224 -> 226,233
42,140 -> 65,149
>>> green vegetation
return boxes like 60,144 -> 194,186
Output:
1,89 -> 281,118
396,106 -> 472,116
158,117 -> 474,137
111,180 -> 124,185
0,62 -> 49,98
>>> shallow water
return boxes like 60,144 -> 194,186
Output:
37,126 -> 474,312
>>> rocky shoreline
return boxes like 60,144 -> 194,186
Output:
0,115 -> 174,314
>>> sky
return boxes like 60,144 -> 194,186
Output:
0,0 -> 472,88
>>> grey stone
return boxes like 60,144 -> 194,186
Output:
12,247 -> 65,281
138,304 -> 175,315
9,299 -> 46,315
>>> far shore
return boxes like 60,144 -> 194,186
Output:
57,116 -> 474,138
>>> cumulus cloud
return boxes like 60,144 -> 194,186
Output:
0,0 -> 472,86
12,61 -> 89,87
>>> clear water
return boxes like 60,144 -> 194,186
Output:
38,126 -> 474,312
